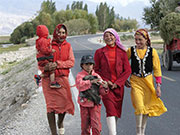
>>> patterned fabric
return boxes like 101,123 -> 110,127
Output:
126,48 -> 167,116
131,46 -> 153,77
103,28 -> 126,51
135,29 -> 151,47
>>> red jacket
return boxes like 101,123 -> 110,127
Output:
76,70 -> 109,107
94,46 -> 131,87
51,40 -> 75,77
94,45 -> 131,103
36,25 -> 52,59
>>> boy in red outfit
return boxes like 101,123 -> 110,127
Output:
76,55 -> 109,135
34,25 -> 61,88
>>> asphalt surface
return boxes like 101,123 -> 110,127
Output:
0,34 -> 180,135
68,34 -> 180,135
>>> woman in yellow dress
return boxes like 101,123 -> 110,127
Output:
126,29 -> 167,135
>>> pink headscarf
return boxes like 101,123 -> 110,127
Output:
103,28 -> 126,51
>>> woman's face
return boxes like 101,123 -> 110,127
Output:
104,32 -> 116,47
57,28 -> 66,42
82,63 -> 94,74
135,34 -> 147,49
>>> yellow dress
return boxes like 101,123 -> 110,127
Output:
127,47 -> 167,117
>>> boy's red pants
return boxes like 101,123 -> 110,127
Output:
80,105 -> 102,135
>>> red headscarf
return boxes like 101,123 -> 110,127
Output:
52,24 -> 67,43
135,29 -> 151,47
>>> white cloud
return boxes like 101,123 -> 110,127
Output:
87,0 -> 150,7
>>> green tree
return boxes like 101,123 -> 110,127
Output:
40,0 -> 56,15
87,14 -> 98,34
84,4 -> 88,12
70,1 -> 88,11
37,12 -> 53,33
96,2 -> 115,31
143,0 -> 180,30
66,4 -> 70,10
10,28 -> 22,44
64,19 -> 91,35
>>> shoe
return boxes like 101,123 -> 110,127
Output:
59,128 -> 65,135
50,82 -> 61,88
34,74 -> 41,86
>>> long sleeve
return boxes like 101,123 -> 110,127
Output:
152,48 -> 162,77
115,51 -> 132,87
75,73 -> 91,92
56,46 -> 75,69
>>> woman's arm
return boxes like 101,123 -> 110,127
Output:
56,46 -> 75,69
115,51 -> 132,87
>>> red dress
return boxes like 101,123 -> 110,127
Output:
94,45 -> 131,118
41,40 -> 75,114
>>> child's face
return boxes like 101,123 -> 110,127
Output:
82,63 -> 94,74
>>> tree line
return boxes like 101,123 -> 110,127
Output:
142,0 -> 180,30
10,0 -> 138,44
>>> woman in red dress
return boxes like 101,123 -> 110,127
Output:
94,28 -> 131,135
40,24 -> 75,135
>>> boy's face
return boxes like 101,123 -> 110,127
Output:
82,63 -> 94,74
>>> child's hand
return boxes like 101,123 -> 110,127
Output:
90,79 -> 100,85
101,81 -> 108,88
52,49 -> 56,53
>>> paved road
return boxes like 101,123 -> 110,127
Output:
1,34 -> 179,135
68,34 -> 180,135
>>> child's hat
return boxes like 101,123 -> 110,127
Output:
80,55 -> 95,65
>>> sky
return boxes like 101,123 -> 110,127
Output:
0,0 -> 150,35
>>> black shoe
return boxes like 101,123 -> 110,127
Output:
50,82 -> 61,88
34,74 -> 41,86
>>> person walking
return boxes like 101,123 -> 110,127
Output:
39,24 -> 75,135
76,55 -> 109,135
94,28 -> 132,135
126,28 -> 167,135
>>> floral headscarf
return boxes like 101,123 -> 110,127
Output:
135,29 -> 151,47
103,28 -> 126,51
52,24 -> 67,43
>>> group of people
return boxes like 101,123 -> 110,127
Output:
34,23 -> 167,135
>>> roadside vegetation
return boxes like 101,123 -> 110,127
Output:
0,43 -> 27,54
10,0 -> 139,44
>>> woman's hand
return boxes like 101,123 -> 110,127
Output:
107,81 -> 117,89
156,86 -> 161,98
44,62 -> 57,72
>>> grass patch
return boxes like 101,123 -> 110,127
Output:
0,36 -> 11,44
0,43 -> 27,54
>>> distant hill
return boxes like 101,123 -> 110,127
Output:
0,0 -> 150,35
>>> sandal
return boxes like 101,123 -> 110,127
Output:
59,128 -> 65,135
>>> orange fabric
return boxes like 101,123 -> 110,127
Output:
42,76 -> 74,115
106,45 -> 117,82
52,40 -> 75,77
